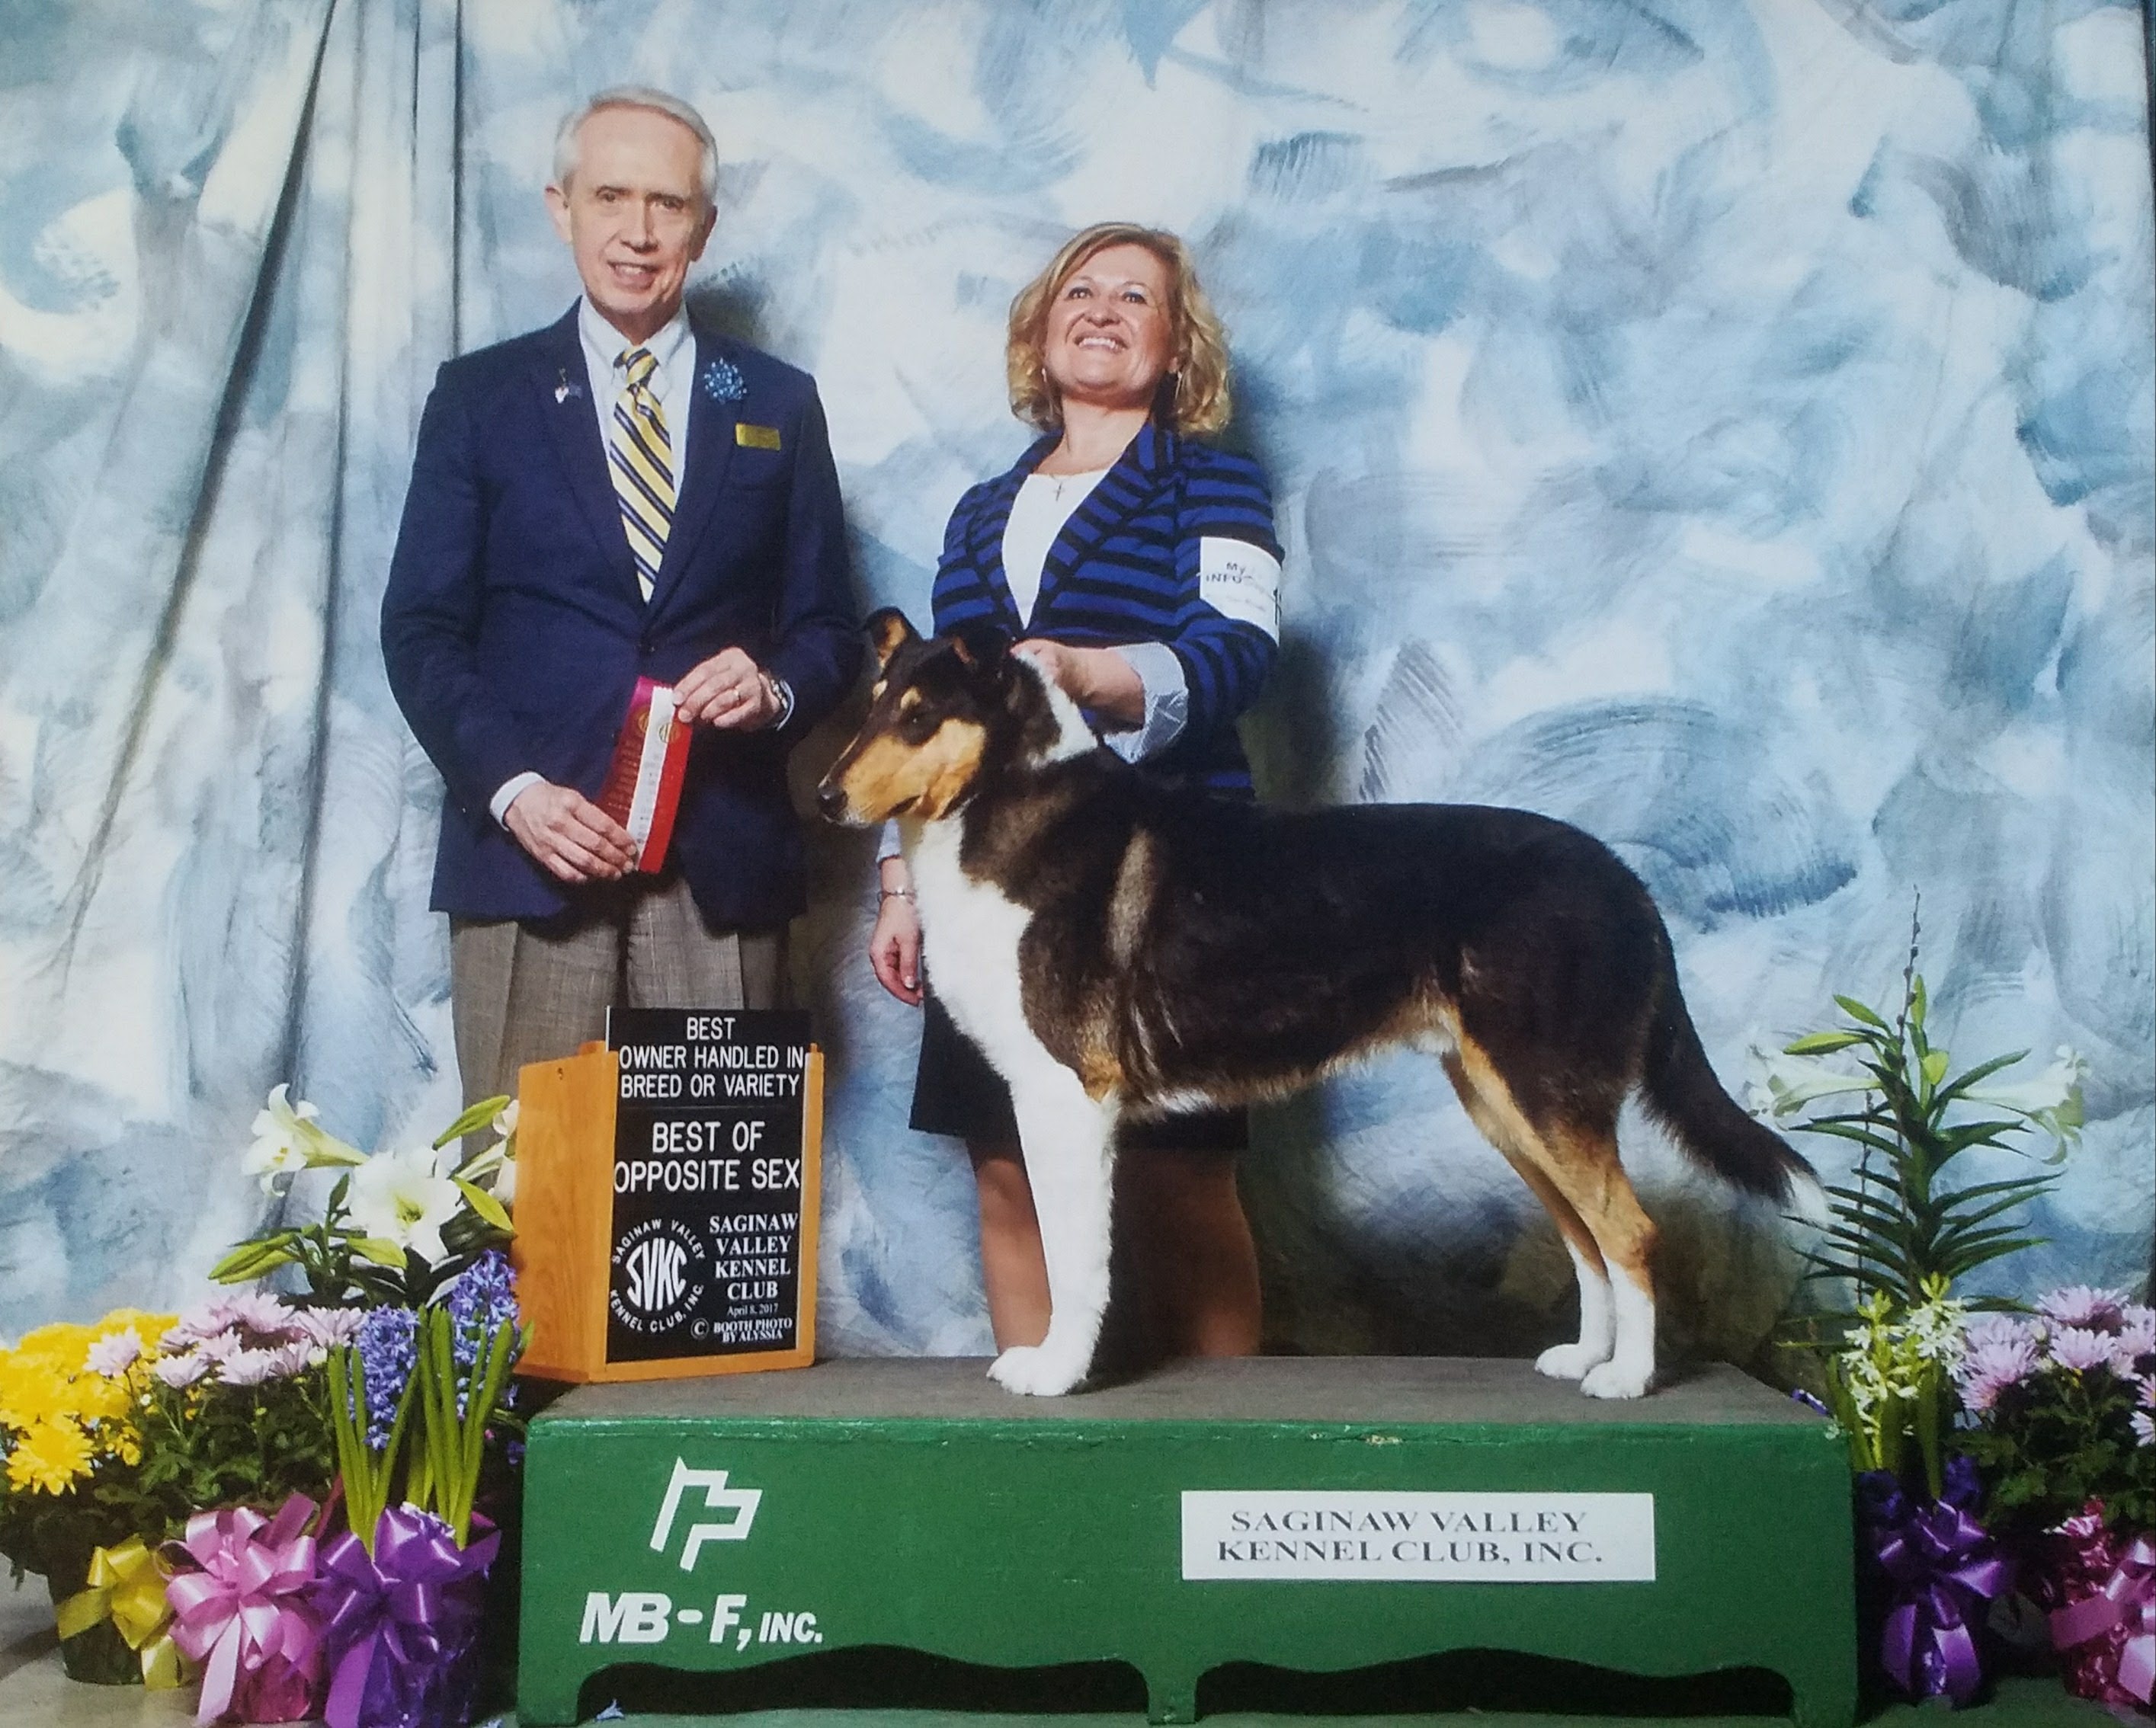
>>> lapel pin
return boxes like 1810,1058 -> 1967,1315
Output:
555,368 -> 584,404
700,357 -> 747,402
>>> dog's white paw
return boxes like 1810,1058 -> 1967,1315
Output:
1579,1358 -> 1654,1400
986,1343 -> 1087,1397
1534,1342 -> 1611,1382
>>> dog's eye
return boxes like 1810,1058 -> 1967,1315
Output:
899,710 -> 939,743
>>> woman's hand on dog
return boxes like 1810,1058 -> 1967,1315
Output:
870,859 -> 924,1005
1013,638 -> 1144,727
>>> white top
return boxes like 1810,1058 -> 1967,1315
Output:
577,296 -> 696,480
1001,466 -> 1109,625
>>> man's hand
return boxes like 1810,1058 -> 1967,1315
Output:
675,647 -> 781,730
505,781 -> 638,883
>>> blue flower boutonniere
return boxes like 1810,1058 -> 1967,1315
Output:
700,358 -> 747,403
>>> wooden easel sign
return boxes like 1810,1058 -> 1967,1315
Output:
511,1010 -> 822,1384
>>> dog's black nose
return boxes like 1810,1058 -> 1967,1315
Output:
815,781 -> 846,822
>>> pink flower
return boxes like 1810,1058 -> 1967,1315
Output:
155,1352 -> 211,1389
191,1330 -> 240,1364
2037,1286 -> 2128,1333
2048,1326 -> 2119,1374
85,1330 -> 143,1376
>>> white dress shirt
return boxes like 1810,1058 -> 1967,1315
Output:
493,301 -> 793,827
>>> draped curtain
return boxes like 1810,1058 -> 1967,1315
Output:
3,0 -> 2150,1362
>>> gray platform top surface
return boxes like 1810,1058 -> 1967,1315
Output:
534,1355 -> 1819,1431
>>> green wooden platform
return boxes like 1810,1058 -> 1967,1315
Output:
517,1357 -> 1855,1727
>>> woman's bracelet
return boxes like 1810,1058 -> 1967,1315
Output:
877,885 -> 915,903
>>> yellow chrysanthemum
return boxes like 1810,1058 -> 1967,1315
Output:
91,1308 -> 175,1341
5,1417 -> 94,1493
70,1373 -> 130,1425
12,1323 -> 93,1373
0,1357 -> 76,1429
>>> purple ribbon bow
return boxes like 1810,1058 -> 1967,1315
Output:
164,1494 -> 323,1724
1859,1458 -> 2015,1704
311,1506 -> 499,1728
2052,1531 -> 2156,1707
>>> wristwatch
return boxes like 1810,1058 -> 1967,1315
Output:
758,669 -> 793,728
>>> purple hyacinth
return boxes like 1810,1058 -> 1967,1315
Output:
353,1306 -> 418,1450
442,1250 -> 520,1416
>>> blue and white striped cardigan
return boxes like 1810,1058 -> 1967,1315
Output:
931,421 -> 1282,795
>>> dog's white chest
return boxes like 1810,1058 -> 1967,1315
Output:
907,824 -> 1049,1082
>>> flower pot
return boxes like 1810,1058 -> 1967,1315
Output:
313,1507 -> 501,1728
46,1561 -> 142,1686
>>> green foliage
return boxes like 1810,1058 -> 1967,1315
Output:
1763,913 -> 2077,1319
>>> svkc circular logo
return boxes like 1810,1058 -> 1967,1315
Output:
611,1217 -> 705,1333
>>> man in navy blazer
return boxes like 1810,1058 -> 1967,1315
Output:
382,88 -> 858,1106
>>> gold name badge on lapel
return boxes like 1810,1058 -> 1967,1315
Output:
735,423 -> 782,450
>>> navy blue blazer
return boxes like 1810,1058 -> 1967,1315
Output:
931,422 -> 1280,794
380,306 -> 860,927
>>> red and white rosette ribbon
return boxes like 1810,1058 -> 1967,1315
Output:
596,677 -> 690,872
165,1494 -> 322,1724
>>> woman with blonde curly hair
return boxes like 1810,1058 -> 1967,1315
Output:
868,222 -> 1285,1368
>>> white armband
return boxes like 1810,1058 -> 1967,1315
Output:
1198,536 -> 1282,640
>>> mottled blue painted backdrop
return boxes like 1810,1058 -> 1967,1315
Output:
2,1 -> 2150,1368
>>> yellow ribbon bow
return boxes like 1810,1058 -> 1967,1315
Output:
55,1536 -> 187,1689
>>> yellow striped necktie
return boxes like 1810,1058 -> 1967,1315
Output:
609,347 -> 674,602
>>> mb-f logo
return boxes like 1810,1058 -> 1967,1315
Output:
578,1458 -> 825,1653
651,1458 -> 760,1570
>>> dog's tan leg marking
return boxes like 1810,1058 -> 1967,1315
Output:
1449,1035 -> 1657,1398
1443,1053 -> 1616,1384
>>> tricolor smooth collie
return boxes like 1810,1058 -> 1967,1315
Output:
817,610 -> 1813,1400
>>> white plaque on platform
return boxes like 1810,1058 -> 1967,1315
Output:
1180,1490 -> 1656,1582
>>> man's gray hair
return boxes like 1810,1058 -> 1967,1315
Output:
553,86 -> 719,206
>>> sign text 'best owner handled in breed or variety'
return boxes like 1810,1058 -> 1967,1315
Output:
604,1009 -> 813,1364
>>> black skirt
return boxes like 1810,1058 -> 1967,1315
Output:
909,992 -> 1245,1154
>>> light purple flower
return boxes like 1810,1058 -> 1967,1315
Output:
217,1348 -> 284,1386
222,1291 -> 298,1337
294,1307 -> 366,1349
191,1329 -> 240,1363
2037,1286 -> 2128,1333
163,1301 -> 236,1349
2132,1409 -> 2154,1447
1955,1333 -> 2041,1401
85,1330 -> 143,1376
153,1352 -> 211,1389
1962,1314 -> 2036,1356
2048,1326 -> 2119,1374
2113,1306 -> 2155,1371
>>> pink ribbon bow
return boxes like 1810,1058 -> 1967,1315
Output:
2052,1531 -> 2156,1707
165,1495 -> 324,1724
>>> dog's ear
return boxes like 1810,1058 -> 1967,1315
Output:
949,624 -> 1011,677
866,608 -> 919,672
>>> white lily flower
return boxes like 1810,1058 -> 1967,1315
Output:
492,1099 -> 519,1142
243,1085 -> 364,1190
243,1085 -> 319,1190
346,1145 -> 463,1265
1744,1045 -> 1880,1119
1962,1046 -> 2087,1145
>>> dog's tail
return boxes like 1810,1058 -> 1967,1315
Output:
1640,960 -> 1815,1205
